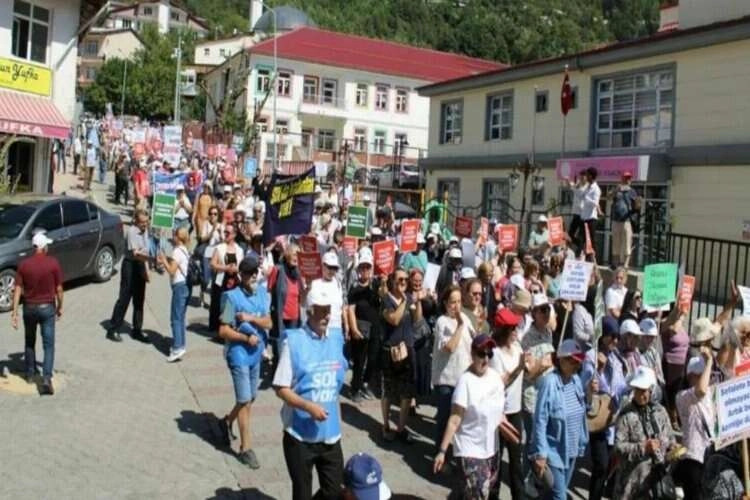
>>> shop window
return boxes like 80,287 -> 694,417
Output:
12,0 -> 50,64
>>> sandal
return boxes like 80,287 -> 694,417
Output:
382,428 -> 396,442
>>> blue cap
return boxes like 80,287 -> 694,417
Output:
602,316 -> 620,337
344,453 -> 391,500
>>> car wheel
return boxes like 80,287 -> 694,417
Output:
0,269 -> 15,313
93,246 -> 115,282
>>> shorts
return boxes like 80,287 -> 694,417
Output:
230,363 -> 261,404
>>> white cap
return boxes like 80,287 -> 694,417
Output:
537,215 -> 548,223
416,232 -> 426,244
639,318 -> 658,337
322,252 -> 340,268
448,248 -> 462,259
557,339 -> 585,362
363,194 -> 371,202
307,283 -> 332,307
532,293 -> 549,309
460,267 -> 476,280
629,366 -> 657,390
686,356 -> 706,376
510,273 -> 526,290
32,232 -> 53,249
430,222 -> 441,235
619,319 -> 641,336
358,252 -> 373,266
449,235 -> 459,244
223,185 -> 232,192
370,227 -> 382,237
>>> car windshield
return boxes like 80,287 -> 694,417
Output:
402,164 -> 418,173
0,204 -> 35,240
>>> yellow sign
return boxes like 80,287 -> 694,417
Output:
0,57 -> 52,96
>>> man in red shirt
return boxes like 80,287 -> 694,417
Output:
11,232 -> 64,395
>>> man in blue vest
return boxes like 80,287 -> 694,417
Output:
218,255 -> 271,469
273,284 -> 347,500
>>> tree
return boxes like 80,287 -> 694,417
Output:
0,136 -> 21,195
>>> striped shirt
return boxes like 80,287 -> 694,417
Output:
563,379 -> 585,459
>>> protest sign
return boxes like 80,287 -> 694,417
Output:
454,216 -> 473,239
132,127 -> 146,158
739,285 -> 750,317
298,235 -> 318,253
151,193 -> 175,230
678,275 -> 696,313
162,125 -> 182,166
400,219 -> 420,253
264,167 -> 315,244
314,161 -> 328,178
548,217 -> 564,246
341,236 -> 357,257
244,158 -> 257,179
498,224 -> 519,252
715,374 -> 750,449
424,263 -> 441,292
643,263 -> 678,307
373,240 -> 396,276
461,239 -> 476,270
346,206 -> 369,239
478,218 -> 489,243
298,252 -> 323,280
152,172 -> 188,194
559,260 -> 595,302
736,360 -> 750,377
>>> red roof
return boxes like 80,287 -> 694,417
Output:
249,27 -> 505,82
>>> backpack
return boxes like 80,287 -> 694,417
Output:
178,247 -> 204,287
612,190 -> 631,221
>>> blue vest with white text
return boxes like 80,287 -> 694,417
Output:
223,284 -> 270,367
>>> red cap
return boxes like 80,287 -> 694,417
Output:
622,172 -> 633,178
494,308 -> 521,328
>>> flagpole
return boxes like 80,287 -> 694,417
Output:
562,64 -> 568,159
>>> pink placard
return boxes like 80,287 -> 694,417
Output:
556,156 -> 648,182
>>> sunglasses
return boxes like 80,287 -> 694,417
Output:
474,350 -> 493,359
209,213 -> 219,217
396,277 -> 408,283
224,230 -> 234,235
471,291 -> 482,297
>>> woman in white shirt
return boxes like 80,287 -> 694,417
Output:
198,206 -> 222,307
604,267 -> 628,318
432,285 -> 476,452
433,334 -> 521,500
157,227 -> 191,362
209,224 -> 244,335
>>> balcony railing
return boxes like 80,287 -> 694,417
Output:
300,94 -> 346,109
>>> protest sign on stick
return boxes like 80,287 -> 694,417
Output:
373,240 -> 396,276
298,252 -> 323,280
678,275 -> 696,313
497,224 -> 519,252
548,217 -> 564,246
424,263 -> 440,293
454,216 -> 473,239
559,260 -> 594,302
643,263 -> 678,308
298,235 -> 318,254
400,219 -> 420,253
346,206 -> 369,238
341,236 -> 357,257
739,285 -> 750,317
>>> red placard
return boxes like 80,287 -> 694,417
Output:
497,224 -> 519,252
454,216 -> 473,239
678,275 -> 696,314
584,223 -> 595,256
400,219 -> 420,253
298,252 -> 323,280
478,217 -> 489,243
223,209 -> 234,225
299,235 -> 318,253
341,236 -> 358,257
373,240 -> 396,276
548,217 -> 564,246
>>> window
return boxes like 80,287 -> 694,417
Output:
571,86 -> 579,109
277,70 -> 292,97
12,1 -> 50,64
559,186 -> 574,207
86,67 -> 97,80
122,19 -> 132,29
440,100 -> 463,144
303,76 -> 318,103
85,41 -> 98,56
203,47 -> 210,56
267,143 -> 286,160
301,127 -> 314,149
322,79 -> 337,105
531,185 -> 545,206
373,130 -> 386,154
275,119 -> 288,135
62,201 -> 90,227
142,6 -> 153,16
170,11 -> 180,21
86,203 -> 99,221
394,133 -> 408,155
256,116 -> 269,133
317,129 -> 335,151
395,88 -> 409,113
375,84 -> 389,111
256,68 -> 271,93
535,90 -> 548,113
487,92 -> 513,140
353,128 -> 367,152
33,203 -> 63,232
483,180 -> 510,222
437,179 -> 460,209
356,83 -> 368,107
595,68 -> 674,149
219,48 -> 226,57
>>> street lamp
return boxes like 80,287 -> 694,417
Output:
254,1 -> 278,173
510,157 -> 544,238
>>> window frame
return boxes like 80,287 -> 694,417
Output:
33,202 -> 63,232
303,75 -> 319,103
355,83 -> 369,108
12,0 -> 51,65
436,178 -> 460,208
353,127 -> 367,152
321,78 -> 338,105
439,99 -> 463,145
373,130 -> 386,154
375,84 -> 389,111
276,69 -> 293,98
256,116 -> 269,133
486,91 -> 514,141
62,200 -> 91,227
482,178 -> 511,222
301,127 -> 314,149
255,66 -> 272,94
535,89 -> 549,113
395,87 -> 409,113
394,132 -> 408,156
317,129 -> 336,151
203,47 -> 210,56
142,6 -> 153,16
275,118 -> 289,135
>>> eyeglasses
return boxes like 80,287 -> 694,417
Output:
474,350 -> 493,359
634,295 -> 642,300
224,231 -> 233,236
396,277 -> 408,283
209,213 -> 218,217
471,291 -> 483,297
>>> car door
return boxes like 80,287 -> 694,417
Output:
29,202 -> 75,280
61,199 -> 101,277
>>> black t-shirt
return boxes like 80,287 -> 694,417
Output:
347,280 -> 382,326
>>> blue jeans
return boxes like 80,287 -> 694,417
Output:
434,384 -> 454,449
545,456 -> 577,500
170,282 -> 190,350
230,362 -> 261,403
202,256 -> 213,290
23,303 -> 56,378
98,158 -> 106,183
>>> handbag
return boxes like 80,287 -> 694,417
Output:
587,393 -> 615,433
412,317 -> 432,343
390,341 -> 408,363
356,319 -> 372,339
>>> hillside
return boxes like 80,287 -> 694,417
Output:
184,0 -> 660,65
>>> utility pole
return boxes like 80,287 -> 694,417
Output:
173,34 -> 182,124
120,59 -> 128,118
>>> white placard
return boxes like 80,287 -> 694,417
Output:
559,260 -> 594,302
424,263 -> 441,293
739,285 -> 750,317
715,374 -> 750,449
314,161 -> 328,178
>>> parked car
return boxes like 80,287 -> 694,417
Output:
371,163 -> 423,188
0,195 -> 126,312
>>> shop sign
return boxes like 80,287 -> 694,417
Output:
0,57 -> 52,96
556,155 -> 649,183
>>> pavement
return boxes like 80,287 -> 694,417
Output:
0,170 -> 594,499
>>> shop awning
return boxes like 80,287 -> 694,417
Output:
0,90 -> 70,140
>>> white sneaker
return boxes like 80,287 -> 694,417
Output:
167,349 -> 186,363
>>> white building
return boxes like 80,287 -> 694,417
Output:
193,34 -> 256,67
203,26 -> 504,173
78,28 -> 145,88
0,0 -> 104,192
104,0 -> 208,36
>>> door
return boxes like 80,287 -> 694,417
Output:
61,199 -> 101,276
6,140 -> 35,192
30,202 -> 75,280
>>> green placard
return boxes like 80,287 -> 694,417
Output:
643,263 -> 678,307
346,205 -> 369,238
151,192 -> 176,230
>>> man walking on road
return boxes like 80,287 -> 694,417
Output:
273,285 -> 347,500
107,209 -> 151,343
11,232 -> 63,395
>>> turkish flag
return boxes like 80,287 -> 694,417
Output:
561,70 -> 573,116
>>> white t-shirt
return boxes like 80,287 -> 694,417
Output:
431,313 -> 475,387
171,245 -> 189,285
581,182 -> 601,220
605,285 -> 627,311
451,368 -> 505,459
174,196 -> 192,220
490,342 -> 523,414
307,277 -> 344,329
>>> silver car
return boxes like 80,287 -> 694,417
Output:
0,195 -> 125,312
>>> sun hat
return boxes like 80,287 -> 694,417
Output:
494,308 -> 522,329
307,284 -> 332,307
686,356 -> 706,376
448,248 -> 462,259
639,318 -> 658,337
691,317 -> 721,343
460,267 -> 476,280
344,453 -> 391,500
629,366 -> 657,390
531,293 -> 549,310
619,319 -> 641,336
323,252 -> 340,268
416,232 -> 426,244
510,273 -> 526,289
557,339 -> 586,363
512,289 -> 532,310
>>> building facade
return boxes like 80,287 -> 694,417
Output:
204,27 -> 504,173
418,4 -> 750,252
77,28 -> 145,88
193,34 -> 256,67
104,0 -> 208,36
